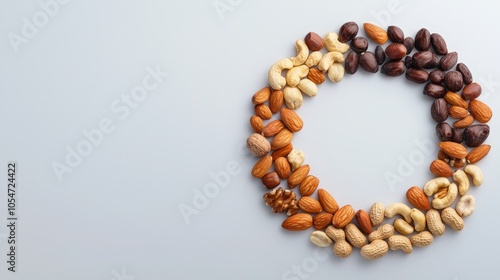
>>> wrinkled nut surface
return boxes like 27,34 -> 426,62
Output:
345,223 -> 367,248
332,205 -> 355,229
361,239 -> 389,260
426,209 -> 446,236
247,133 -> 271,157
369,202 -> 385,226
368,224 -> 394,242
410,231 -> 434,247
325,226 -> 352,258
388,235 -> 413,254
441,207 -> 464,231
310,230 -> 333,247
456,194 -> 475,217
318,189 -> 339,214
287,149 -> 305,171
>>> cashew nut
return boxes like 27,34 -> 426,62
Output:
388,235 -> 413,254
327,62 -> 345,82
324,32 -> 350,53
283,87 -> 303,109
318,51 -> 345,72
456,194 -> 475,217
297,79 -> 318,97
426,209 -> 445,236
464,164 -> 484,186
345,223 -> 367,248
325,226 -> 352,258
410,208 -> 426,232
286,65 -> 309,87
441,207 -> 464,231
360,239 -> 389,260
453,169 -> 470,196
394,219 -> 414,236
290,40 -> 309,66
287,149 -> 304,171
310,230 -> 333,247
385,203 -> 412,223
410,231 -> 434,247
432,183 -> 458,210
268,58 -> 293,90
304,51 -> 323,67
423,177 -> 451,196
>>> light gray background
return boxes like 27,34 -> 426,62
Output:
0,0 -> 499,279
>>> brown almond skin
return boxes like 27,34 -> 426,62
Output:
423,83 -> 447,98
406,68 -> 429,83
462,82 -> 482,100
269,90 -> 284,114
430,159 -> 453,177
271,143 -> 293,160
385,43 -> 407,60
466,144 -> 491,164
359,51 -> 378,73
345,51 -> 359,74
339,21 -> 359,42
381,61 -> 405,77
299,175 -> 319,196
431,98 -> 449,122
304,32 -> 324,51
470,99 -> 493,123
355,210 -> 373,235
444,71 -> 464,92
415,28 -> 431,51
436,122 -> 453,141
387,26 -> 404,43
282,213 -> 313,231
262,120 -> 284,137
439,52 -> 458,71
412,51 -> 433,69
406,186 -> 430,211
350,37 -> 368,53
457,63 -> 473,84
287,164 -> 310,188
430,33 -> 448,55
403,37 -> 414,54
318,189 -> 339,214
313,212 -> 333,230
332,205 -> 355,229
274,157 -> 291,179
464,124 -> 490,147
250,116 -> 263,133
429,69 -> 445,84
375,45 -> 386,65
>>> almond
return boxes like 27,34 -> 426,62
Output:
313,212 -> 333,230
298,196 -> 323,214
252,87 -> 271,104
363,23 -> 388,44
271,143 -> 293,160
466,144 -> 491,164
439,141 -> 467,159
270,129 -> 293,150
406,186 -> 430,211
332,205 -> 355,229
251,155 -> 272,178
430,159 -> 453,177
444,91 -> 468,109
254,104 -> 272,120
288,164 -> 310,188
249,116 -> 263,133
355,210 -> 373,235
453,115 -> 474,129
274,157 -> 291,179
280,108 -> 303,132
299,175 -> 320,196
307,68 -> 325,84
469,99 -> 492,123
262,120 -> 284,137
269,90 -> 284,114
318,189 -> 339,214
449,106 -> 470,119
282,213 -> 313,231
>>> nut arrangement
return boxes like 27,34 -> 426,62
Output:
246,22 -> 492,260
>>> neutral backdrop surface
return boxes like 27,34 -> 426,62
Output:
1,1 -> 499,279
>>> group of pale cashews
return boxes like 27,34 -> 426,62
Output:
266,31 -> 486,260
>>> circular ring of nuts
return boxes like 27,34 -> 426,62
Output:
247,22 -> 492,260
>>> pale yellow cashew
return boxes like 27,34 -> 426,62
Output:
286,65 -> 309,87
464,164 -> 483,186
410,208 -> 426,232
318,51 -> 345,72
324,32 -> 350,53
423,177 -> 451,196
283,87 -> 303,109
432,183 -> 458,209
453,169 -> 470,196
268,58 -> 293,90
290,40 -> 309,66
297,79 -> 318,97
385,203 -> 412,223
304,51 -> 323,67
328,62 -> 345,82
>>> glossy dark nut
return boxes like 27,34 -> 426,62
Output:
403,37 -> 414,54
436,122 -> 453,141
385,43 -> 407,60
430,33 -> 448,55
375,45 -> 386,65
429,69 -> 445,84
304,32 -> 325,51
345,51 -> 359,74
339,21 -> 359,42
414,28 -> 431,51
451,128 -> 464,143
444,71 -> 464,92
406,68 -> 429,83
431,98 -> 449,122
439,51 -> 458,71
461,82 -> 482,100
464,124 -> 490,147
423,53 -> 439,69
387,26 -> 405,43
359,51 -> 378,73
350,37 -> 368,53
412,51 -> 434,69
456,63 -> 473,84
381,61 -> 405,76
404,56 -> 413,68
423,83 -> 447,98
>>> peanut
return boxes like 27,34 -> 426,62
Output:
394,219 -> 414,236
325,226 -> 352,258
268,58 -> 293,90
310,230 -> 333,247
410,208 -> 426,232
290,40 -> 309,66
388,235 -> 413,254
368,224 -> 394,242
360,239 -> 389,260
431,183 -> 458,210
464,164 -> 484,186
441,207 -> 464,231
369,202 -> 385,226
426,209 -> 445,236
385,203 -> 412,223
345,223 -> 367,248
453,169 -> 470,196
410,231 -> 434,247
